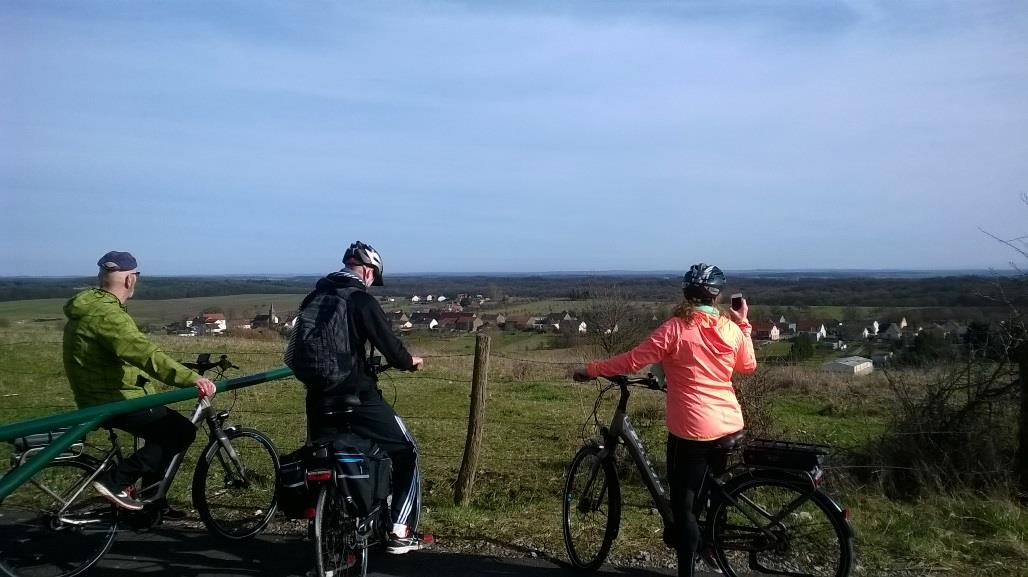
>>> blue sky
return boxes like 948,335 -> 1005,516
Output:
2,1 -> 1027,275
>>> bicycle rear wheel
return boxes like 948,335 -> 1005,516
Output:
561,445 -> 621,571
709,477 -> 853,577
192,427 -> 279,540
313,485 -> 359,577
0,458 -> 118,577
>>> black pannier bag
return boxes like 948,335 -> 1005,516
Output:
742,439 -> 829,472
277,445 -> 317,519
324,433 -> 392,517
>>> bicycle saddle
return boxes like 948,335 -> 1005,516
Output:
715,430 -> 747,451
320,394 -> 363,416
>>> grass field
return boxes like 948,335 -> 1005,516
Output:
1,315 -> 1026,575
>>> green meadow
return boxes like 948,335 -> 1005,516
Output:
0,308 -> 1025,576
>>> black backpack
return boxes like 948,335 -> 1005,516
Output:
285,286 -> 359,390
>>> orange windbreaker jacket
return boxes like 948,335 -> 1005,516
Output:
587,312 -> 757,441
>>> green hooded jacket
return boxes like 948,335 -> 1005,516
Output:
63,288 -> 200,407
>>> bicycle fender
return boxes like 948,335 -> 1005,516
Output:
722,469 -> 853,539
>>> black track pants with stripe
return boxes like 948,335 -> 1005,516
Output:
308,391 -> 421,530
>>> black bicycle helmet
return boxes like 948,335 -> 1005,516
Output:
682,263 -> 726,300
343,241 -> 384,286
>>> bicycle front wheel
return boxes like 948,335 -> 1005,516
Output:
710,477 -> 853,577
313,485 -> 358,577
0,457 -> 118,577
192,427 -> 279,540
561,445 -> 621,571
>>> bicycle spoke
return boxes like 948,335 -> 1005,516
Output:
562,446 -> 620,570
712,480 -> 850,577
1,459 -> 118,577
193,429 -> 278,539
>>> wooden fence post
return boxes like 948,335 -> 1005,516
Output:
454,333 -> 490,506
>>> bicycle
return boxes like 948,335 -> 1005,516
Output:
0,353 -> 281,577
306,360 -> 395,577
562,374 -> 854,577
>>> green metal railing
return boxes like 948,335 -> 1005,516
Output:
0,367 -> 294,501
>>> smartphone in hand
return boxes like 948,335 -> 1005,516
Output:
731,293 -> 744,311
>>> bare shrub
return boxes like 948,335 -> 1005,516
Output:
585,284 -> 653,356
734,368 -> 779,439
856,360 -> 1019,498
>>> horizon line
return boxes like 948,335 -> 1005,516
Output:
0,266 -> 1015,279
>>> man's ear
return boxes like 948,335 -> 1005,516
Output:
125,273 -> 136,290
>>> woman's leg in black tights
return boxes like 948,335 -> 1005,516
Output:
667,434 -> 714,577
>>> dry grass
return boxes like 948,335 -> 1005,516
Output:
2,325 -> 1027,575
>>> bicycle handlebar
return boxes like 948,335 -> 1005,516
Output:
369,354 -> 394,375
183,354 -> 239,375
600,374 -> 664,391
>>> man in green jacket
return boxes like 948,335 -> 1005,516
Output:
63,251 -> 216,512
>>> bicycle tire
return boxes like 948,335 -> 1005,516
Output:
561,445 -> 621,571
192,427 -> 280,540
0,457 -> 118,577
709,475 -> 853,577
313,485 -> 359,577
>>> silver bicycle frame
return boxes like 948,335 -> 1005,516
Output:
135,397 -> 241,502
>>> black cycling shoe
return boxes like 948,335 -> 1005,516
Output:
386,532 -> 434,554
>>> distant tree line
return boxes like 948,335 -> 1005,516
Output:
1,274 -> 1022,310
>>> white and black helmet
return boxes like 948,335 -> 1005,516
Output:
682,263 -> 726,300
343,241 -> 384,286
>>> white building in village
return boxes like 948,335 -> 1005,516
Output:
821,356 -> 874,376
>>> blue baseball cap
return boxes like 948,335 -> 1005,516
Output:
97,251 -> 138,272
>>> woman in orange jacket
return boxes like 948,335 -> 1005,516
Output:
574,263 -> 756,577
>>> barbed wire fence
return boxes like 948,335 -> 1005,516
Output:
0,334 -> 967,497
0,340 -> 592,466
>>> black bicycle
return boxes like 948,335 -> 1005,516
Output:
562,374 -> 854,576
0,354 -> 280,577
307,360 -> 394,577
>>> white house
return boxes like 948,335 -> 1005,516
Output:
821,356 -> 873,376
795,321 -> 827,341
426,295 -> 435,302
755,322 -> 780,341
187,313 -> 227,335
437,295 -> 447,302
411,295 -> 421,303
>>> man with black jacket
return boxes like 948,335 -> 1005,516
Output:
291,241 -> 430,554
